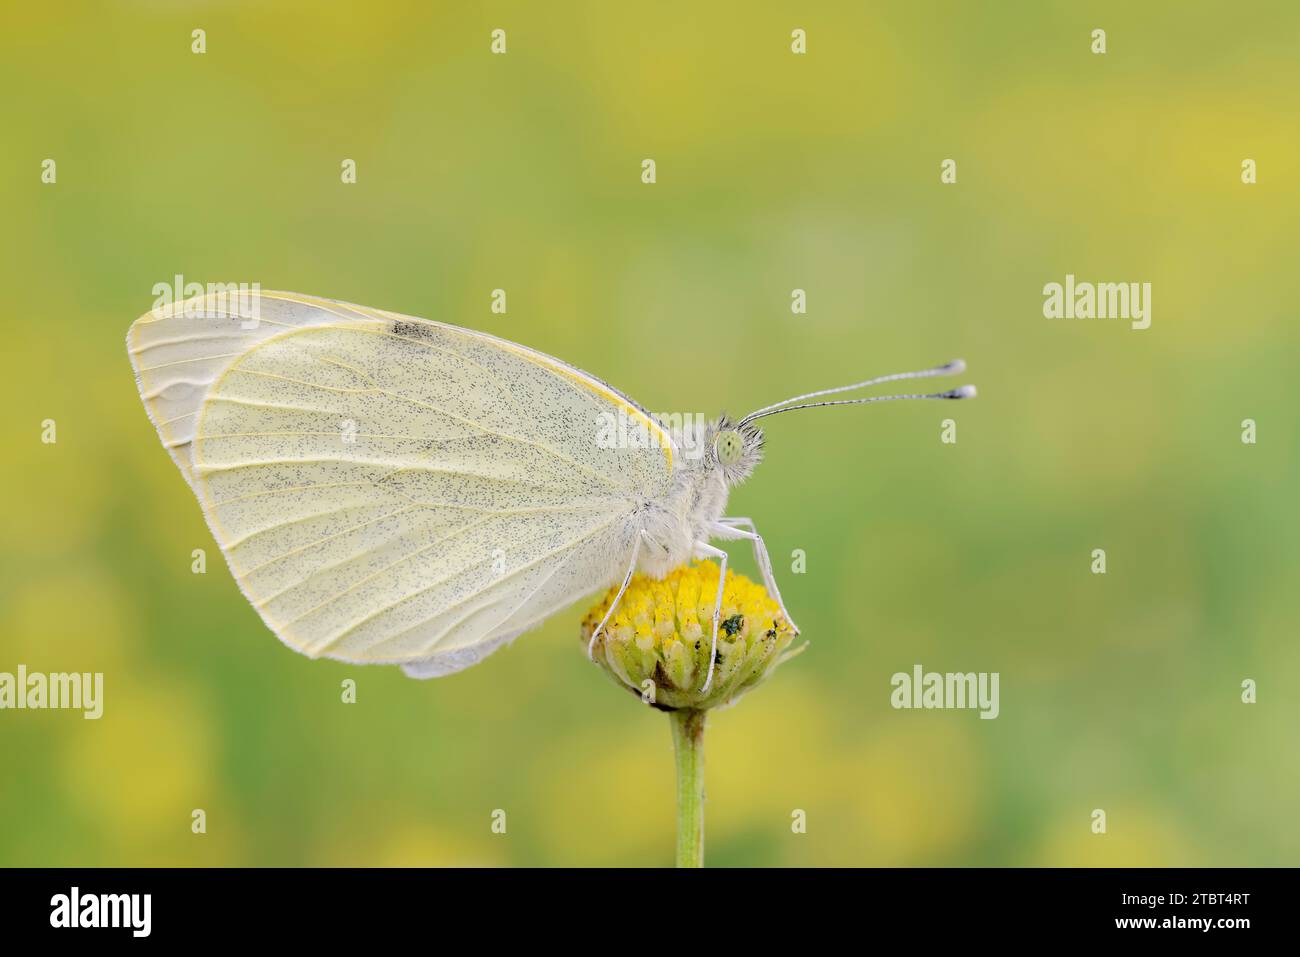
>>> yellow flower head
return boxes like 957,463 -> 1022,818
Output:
581,561 -> 803,711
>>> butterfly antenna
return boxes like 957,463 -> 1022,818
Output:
740,360 -> 974,425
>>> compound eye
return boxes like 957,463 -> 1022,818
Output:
715,430 -> 744,466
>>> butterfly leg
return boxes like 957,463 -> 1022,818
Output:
691,539 -> 729,692
587,530 -> 648,661
713,517 -> 800,635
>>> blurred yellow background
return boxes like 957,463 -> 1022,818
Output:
1,1 -> 1297,866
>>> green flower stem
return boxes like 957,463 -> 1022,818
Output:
670,708 -> 707,867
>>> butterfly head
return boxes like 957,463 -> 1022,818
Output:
707,415 -> 764,486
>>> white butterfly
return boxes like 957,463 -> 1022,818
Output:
128,290 -> 974,689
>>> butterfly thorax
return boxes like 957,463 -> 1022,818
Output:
630,459 -> 724,578
632,415 -> 760,578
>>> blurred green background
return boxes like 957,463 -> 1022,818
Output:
2,1 -> 1297,867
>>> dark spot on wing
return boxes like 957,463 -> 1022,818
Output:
390,320 -> 435,341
